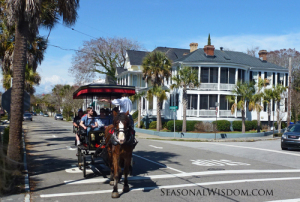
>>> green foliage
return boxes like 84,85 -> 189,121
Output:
139,121 -> 144,129
186,121 -> 201,131
251,120 -> 258,130
162,121 -> 168,129
132,110 -> 138,120
232,121 -> 253,131
167,120 -> 183,132
212,120 -> 231,131
149,121 -> 157,129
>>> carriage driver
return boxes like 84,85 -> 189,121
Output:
100,93 -> 137,148
79,107 -> 98,143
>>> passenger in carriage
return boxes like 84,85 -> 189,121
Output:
73,108 -> 84,146
96,108 -> 109,130
79,107 -> 98,142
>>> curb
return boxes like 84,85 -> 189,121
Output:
22,126 -> 30,202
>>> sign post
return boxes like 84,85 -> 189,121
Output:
169,106 -> 178,138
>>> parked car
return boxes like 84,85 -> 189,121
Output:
23,113 -> 32,121
285,124 -> 294,132
281,124 -> 300,150
54,114 -> 63,120
40,112 -> 44,116
32,112 -> 37,116
44,114 -> 49,117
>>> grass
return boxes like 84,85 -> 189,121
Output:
143,128 -> 266,133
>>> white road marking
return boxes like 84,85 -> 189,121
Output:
149,145 -> 163,149
64,169 -> 300,185
44,135 -> 57,138
202,142 -> 300,157
66,146 -> 76,150
266,198 -> 300,202
42,176 -> 300,198
191,159 -> 250,166
65,167 -> 93,173
133,154 -> 185,173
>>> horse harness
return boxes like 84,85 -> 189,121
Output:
109,127 -> 135,146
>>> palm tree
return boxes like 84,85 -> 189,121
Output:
229,81 -> 255,133
170,66 -> 200,132
142,51 -> 172,131
249,77 -> 269,132
6,0 -> 79,166
273,84 -> 286,133
24,65 -> 41,94
262,89 -> 274,131
130,91 -> 146,128
146,86 -> 169,131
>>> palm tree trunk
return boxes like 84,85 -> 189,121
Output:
242,109 -> 245,133
182,88 -> 187,133
273,111 -> 275,134
268,103 -> 271,131
276,102 -> 282,133
156,100 -> 161,131
138,98 -> 141,128
7,21 -> 29,168
257,110 -> 261,132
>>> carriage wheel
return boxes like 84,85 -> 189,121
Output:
83,154 -> 87,178
129,157 -> 133,176
77,148 -> 83,169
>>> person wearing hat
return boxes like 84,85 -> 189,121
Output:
73,109 -> 84,146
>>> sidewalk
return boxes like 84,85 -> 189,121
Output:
136,131 -> 280,142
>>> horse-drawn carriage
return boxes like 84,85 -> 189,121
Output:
73,83 -> 136,198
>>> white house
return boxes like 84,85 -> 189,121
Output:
116,43 -> 289,124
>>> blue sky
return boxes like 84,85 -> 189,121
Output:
11,0 -> 300,94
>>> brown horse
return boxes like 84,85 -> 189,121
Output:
104,110 -> 134,198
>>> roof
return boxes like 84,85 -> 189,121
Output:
153,47 -> 190,62
175,49 -> 287,71
116,66 -> 127,75
127,50 -> 149,65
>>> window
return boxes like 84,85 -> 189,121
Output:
192,67 -> 199,82
273,73 -> 276,85
285,98 -> 287,112
142,98 -> 146,110
132,75 -> 137,86
201,67 -> 209,83
221,68 -> 228,83
272,100 -> 275,111
170,93 -> 179,107
201,67 -> 218,83
250,71 -> 253,82
200,95 -> 208,109
264,102 -> 267,112
187,94 -> 198,109
259,72 -> 261,78
149,97 -> 153,110
229,68 -> 235,84
277,73 -> 280,85
220,95 -> 230,110
286,73 -> 288,87
264,72 -> 267,80
238,69 -> 245,82
209,95 -> 217,109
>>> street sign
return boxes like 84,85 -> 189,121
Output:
169,106 -> 178,110
1,88 -> 30,114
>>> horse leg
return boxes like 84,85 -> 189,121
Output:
111,153 -> 120,198
123,152 -> 131,193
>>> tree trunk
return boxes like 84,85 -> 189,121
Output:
138,98 -> 141,128
7,21 -> 29,168
242,109 -> 245,133
268,103 -> 271,131
273,111 -> 275,134
156,100 -> 161,131
277,102 -> 281,133
257,110 -> 261,132
182,88 -> 187,133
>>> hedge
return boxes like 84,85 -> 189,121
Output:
186,121 -> 201,131
167,120 -> 183,132
212,120 -> 231,131
232,121 -> 253,131
132,110 -> 138,120
149,121 -> 157,129
251,120 -> 257,130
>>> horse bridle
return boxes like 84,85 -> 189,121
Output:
112,127 -> 132,144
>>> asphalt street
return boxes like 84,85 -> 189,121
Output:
24,116 -> 300,202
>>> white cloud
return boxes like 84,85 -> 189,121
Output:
179,32 -> 300,53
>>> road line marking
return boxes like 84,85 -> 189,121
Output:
202,142 -> 300,157
64,169 -> 300,185
66,146 -> 76,150
149,145 -> 163,149
42,176 -> 300,198
266,198 -> 300,202
65,167 -> 93,173
132,154 -> 185,173
190,159 -> 250,166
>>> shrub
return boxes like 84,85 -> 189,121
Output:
232,121 -> 242,131
212,120 -> 231,131
273,133 -> 283,137
149,121 -> 157,129
167,120 -> 183,132
139,121 -> 144,128
162,121 -> 168,129
195,122 -> 214,132
132,110 -> 138,120
245,121 -> 253,131
251,120 -> 258,130
186,121 -> 201,131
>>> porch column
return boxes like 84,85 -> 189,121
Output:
218,66 -> 221,90
235,96 -> 237,118
198,66 -> 201,83
197,94 -> 200,117
128,73 -> 131,86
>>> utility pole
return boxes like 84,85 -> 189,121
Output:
287,57 -> 292,127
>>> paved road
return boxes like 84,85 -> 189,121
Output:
25,116 -> 300,202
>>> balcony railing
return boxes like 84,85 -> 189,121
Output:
187,109 -> 198,117
199,83 -> 218,90
220,84 -> 235,91
237,111 -> 242,117
141,109 -> 164,116
219,110 -> 235,117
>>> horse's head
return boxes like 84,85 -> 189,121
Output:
113,110 -> 131,145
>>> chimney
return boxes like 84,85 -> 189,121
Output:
258,50 -> 267,61
190,43 -> 198,52
204,44 -> 215,56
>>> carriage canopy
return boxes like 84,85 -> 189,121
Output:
73,84 -> 136,99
